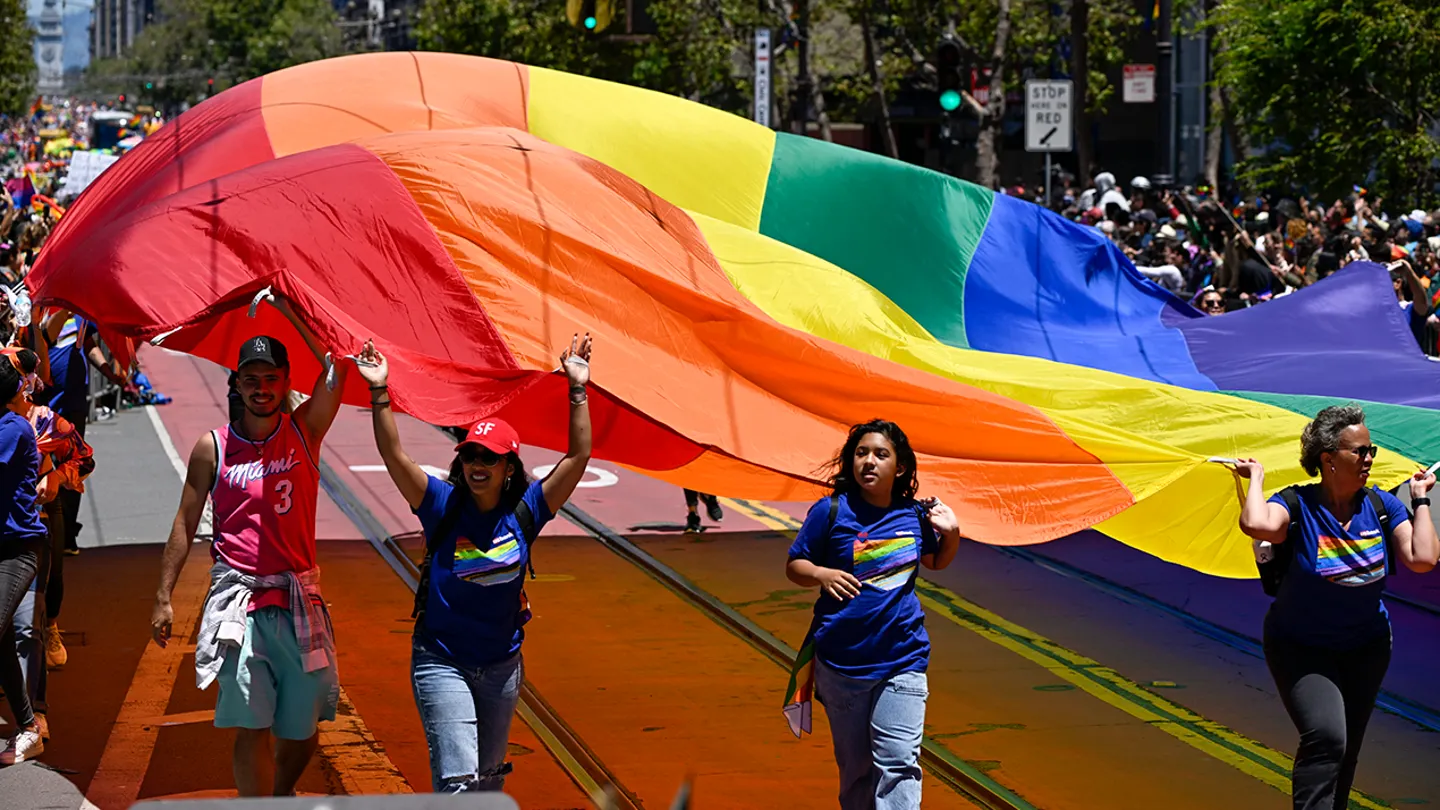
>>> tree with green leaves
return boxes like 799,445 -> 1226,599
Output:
0,0 -> 36,116
82,0 -> 344,109
1214,0 -> 1440,208
414,0 -> 764,112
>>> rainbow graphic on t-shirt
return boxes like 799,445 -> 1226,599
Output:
453,532 -> 524,586
1315,529 -> 1386,587
853,532 -> 919,592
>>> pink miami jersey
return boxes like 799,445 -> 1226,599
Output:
210,414 -> 320,611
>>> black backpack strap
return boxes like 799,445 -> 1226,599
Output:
1279,488 -> 1301,541
913,502 -> 937,550
412,488 -> 467,621
825,494 -> 840,536
1255,487 -> 1302,598
1363,488 -> 1396,576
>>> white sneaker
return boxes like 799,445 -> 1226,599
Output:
0,728 -> 43,765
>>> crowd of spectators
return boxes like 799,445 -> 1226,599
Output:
1007,171 -> 1440,355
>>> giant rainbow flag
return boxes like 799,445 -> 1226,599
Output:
27,53 -> 1440,577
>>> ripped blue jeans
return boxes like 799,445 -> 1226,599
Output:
411,635 -> 522,793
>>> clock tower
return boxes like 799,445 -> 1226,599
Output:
35,0 -> 64,94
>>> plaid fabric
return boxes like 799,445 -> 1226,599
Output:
196,561 -> 335,690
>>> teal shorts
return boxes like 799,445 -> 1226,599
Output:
214,606 -> 338,740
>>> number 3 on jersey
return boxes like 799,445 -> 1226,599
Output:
274,480 -> 294,515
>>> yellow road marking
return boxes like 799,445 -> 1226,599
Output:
724,498 -> 1387,810
148,709 -> 215,727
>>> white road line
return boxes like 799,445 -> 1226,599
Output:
145,404 -> 212,537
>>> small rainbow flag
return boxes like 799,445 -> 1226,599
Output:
782,623 -> 819,737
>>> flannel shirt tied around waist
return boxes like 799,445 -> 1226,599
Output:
195,561 -> 335,691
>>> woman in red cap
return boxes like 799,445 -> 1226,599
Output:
356,334 -> 593,794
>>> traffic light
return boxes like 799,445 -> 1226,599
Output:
936,37 -> 964,112
207,77 -> 214,97
566,0 -> 613,33
145,80 -> 154,90
118,93 -> 126,104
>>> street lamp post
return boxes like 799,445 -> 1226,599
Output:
794,0 -> 810,137
1155,0 -> 1174,186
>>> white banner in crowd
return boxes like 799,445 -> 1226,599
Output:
59,150 -> 121,199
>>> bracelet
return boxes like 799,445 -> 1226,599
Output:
1414,497 -> 1431,508
570,395 -> 588,406
371,399 -> 391,408
368,384 -> 388,391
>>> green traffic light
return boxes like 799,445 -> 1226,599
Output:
145,82 -> 154,90
584,15 -> 596,29
939,89 -> 961,112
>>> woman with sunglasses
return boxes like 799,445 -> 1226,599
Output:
1197,288 -> 1227,315
356,334 -> 593,793
1232,405 -> 1438,810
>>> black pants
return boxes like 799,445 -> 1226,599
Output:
683,490 -> 717,510
0,535 -> 44,730
42,498 -> 64,622
1264,622 -> 1391,810
57,414 -> 86,559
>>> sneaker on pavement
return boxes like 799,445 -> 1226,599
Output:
35,713 -> 48,742
0,729 -> 44,765
684,512 -> 701,533
706,499 -> 724,523
45,625 -> 67,669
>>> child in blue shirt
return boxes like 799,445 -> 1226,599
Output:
785,419 -> 961,810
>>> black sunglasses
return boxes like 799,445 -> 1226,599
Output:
1346,445 -> 1380,460
459,447 -> 504,467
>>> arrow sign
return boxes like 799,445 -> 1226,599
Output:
1025,80 -> 1073,153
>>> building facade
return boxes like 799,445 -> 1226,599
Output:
91,0 -> 155,61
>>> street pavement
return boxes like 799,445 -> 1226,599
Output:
6,344 -> 1440,809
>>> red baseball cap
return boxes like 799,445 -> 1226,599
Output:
455,418 -> 521,455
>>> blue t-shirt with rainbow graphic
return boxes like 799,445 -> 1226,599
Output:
413,475 -> 554,667
1266,484 -> 1409,649
788,492 -> 939,680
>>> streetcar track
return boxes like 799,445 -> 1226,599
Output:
556,501 -> 1034,810
317,456 -> 642,810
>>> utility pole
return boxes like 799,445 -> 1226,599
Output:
794,0 -> 811,137
1155,0 -> 1174,186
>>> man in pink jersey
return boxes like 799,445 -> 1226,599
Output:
149,295 -> 348,797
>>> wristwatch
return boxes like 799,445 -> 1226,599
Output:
1413,497 -> 1431,508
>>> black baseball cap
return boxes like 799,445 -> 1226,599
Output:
237,335 -> 290,370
